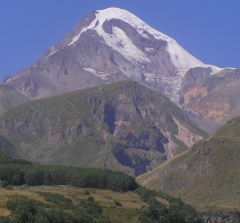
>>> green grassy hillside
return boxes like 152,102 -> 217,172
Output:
137,115 -> 240,212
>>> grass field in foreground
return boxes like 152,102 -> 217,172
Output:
0,186 -> 161,223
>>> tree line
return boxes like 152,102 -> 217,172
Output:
0,150 -> 137,192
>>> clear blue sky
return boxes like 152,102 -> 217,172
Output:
1,0 -> 240,81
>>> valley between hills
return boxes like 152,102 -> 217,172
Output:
0,6 -> 240,223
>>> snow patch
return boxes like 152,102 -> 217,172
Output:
226,67 -> 236,69
166,39 -> 204,70
110,27 -> 150,63
47,49 -> 58,58
82,67 -> 112,78
45,45 -> 59,58
144,47 -> 153,52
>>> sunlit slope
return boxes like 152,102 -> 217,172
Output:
137,115 -> 240,211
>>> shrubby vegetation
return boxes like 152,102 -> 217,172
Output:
114,200 -> 122,207
136,187 -> 204,223
0,194 -> 111,223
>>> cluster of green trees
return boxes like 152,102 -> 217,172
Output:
0,194 -> 111,223
136,187 -> 204,223
0,151 -> 137,192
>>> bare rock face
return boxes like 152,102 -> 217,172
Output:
181,67 -> 212,93
203,214 -> 240,223
183,68 -> 240,131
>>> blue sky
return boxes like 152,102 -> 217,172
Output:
1,0 -> 240,81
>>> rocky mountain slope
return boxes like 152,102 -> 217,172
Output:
182,68 -> 240,132
3,7 -> 239,132
137,114 -> 240,211
0,81 -> 206,176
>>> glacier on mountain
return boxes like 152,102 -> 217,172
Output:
69,7 -> 205,71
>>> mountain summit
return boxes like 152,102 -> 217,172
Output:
4,7 -> 219,104
66,7 -> 204,70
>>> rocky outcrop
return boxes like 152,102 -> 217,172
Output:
182,67 -> 212,93
203,213 -> 240,223
183,68 -> 240,129
173,117 -> 203,148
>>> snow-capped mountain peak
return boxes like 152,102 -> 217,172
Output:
69,7 -> 205,71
